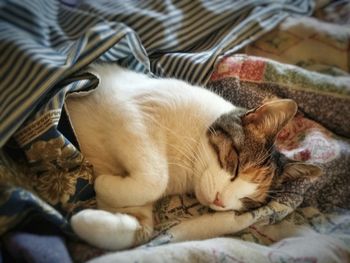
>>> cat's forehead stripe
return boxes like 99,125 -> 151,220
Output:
241,165 -> 274,183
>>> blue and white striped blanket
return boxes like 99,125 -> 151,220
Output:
0,0 -> 320,261
0,0 -> 313,147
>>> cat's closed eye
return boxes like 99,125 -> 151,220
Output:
207,128 -> 240,179
230,157 -> 240,181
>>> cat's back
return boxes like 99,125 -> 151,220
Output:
66,64 -> 235,142
86,63 -> 151,102
65,64 -> 153,127
65,64 -> 236,178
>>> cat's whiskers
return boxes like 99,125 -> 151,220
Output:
266,190 -> 302,200
140,105 -> 212,172
167,143 -> 196,166
187,132 -> 208,170
265,194 -> 278,201
167,161 -> 193,172
169,138 -> 208,173
164,137 -> 206,172
255,144 -> 274,166
207,125 -> 217,137
266,190 -> 281,194
198,137 -> 212,169
147,111 -> 200,145
268,190 -> 300,195
153,111 -> 201,142
208,87 -> 225,99
256,149 -> 270,164
267,189 -> 285,193
138,114 -> 197,165
156,115 -> 209,170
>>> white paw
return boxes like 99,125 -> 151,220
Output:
70,209 -> 140,250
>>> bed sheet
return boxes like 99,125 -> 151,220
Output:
85,2 -> 350,263
0,0 -> 349,262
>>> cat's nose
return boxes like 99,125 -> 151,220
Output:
213,192 -> 225,208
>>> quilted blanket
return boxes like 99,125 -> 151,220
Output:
0,0 -> 349,262
88,8 -> 350,262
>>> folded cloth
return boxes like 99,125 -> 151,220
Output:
0,0 -> 314,241
0,0 -> 314,147
2,232 -> 72,263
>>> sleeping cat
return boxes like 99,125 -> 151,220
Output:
65,64 -> 321,250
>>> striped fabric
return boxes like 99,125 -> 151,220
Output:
0,0 -> 314,147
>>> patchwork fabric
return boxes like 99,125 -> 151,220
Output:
0,0 -> 314,236
1,0 -> 350,262
77,36 -> 350,263
0,0 -> 313,147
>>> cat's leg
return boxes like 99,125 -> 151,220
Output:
70,204 -> 154,250
95,167 -> 167,209
115,205 -> 154,246
165,211 -> 254,243
94,122 -> 168,208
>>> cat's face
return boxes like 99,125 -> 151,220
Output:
193,99 -> 321,212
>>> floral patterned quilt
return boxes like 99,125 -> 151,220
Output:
1,1 -> 350,262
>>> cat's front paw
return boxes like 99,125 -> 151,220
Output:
70,209 -> 140,250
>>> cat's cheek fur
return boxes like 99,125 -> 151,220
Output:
194,167 -> 236,211
193,162 -> 226,207
193,141 -> 222,205
194,144 -> 259,211
194,169 -> 216,206
221,178 -> 258,211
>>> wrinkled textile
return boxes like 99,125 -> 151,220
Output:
90,234 -> 350,263
0,0 -> 313,235
0,0 -> 313,147
71,2 -> 350,262
86,55 -> 350,262
1,0 -> 350,263
2,232 -> 72,263
210,55 -> 350,212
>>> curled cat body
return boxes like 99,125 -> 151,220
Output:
66,64 -> 321,250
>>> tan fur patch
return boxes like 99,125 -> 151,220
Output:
240,165 -> 275,203
207,130 -> 238,174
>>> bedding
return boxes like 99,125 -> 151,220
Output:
0,0 -> 349,262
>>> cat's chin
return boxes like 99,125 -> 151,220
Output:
208,204 -> 231,212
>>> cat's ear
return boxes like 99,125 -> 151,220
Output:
242,99 -> 297,139
280,162 -> 322,183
